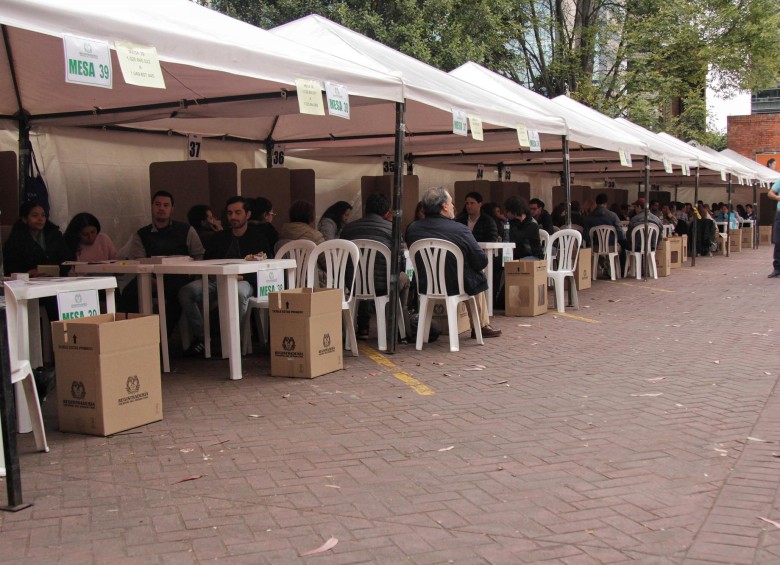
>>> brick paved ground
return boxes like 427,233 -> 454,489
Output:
2,246 -> 780,564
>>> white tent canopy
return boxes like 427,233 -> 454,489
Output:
450,62 -> 648,156
0,0 -> 404,134
719,149 -> 780,186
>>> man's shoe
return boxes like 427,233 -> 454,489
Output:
184,341 -> 205,358
768,270 -> 780,278
471,325 -> 502,339
357,328 -> 370,340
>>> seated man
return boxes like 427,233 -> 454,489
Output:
406,186 -> 501,339
715,204 -> 740,230
178,196 -> 272,356
626,198 -> 664,250
583,193 -> 626,249
340,193 -> 411,340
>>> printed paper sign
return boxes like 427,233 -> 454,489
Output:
452,108 -> 468,136
476,164 -> 484,179
663,158 -> 673,174
404,251 -> 414,280
619,149 -> 632,167
57,289 -> 100,320
63,34 -> 112,88
382,157 -> 395,175
516,124 -> 530,147
271,145 -> 286,168
502,247 -> 513,264
468,115 -> 484,141
115,41 -> 165,88
682,164 -> 691,176
256,269 -> 285,299
528,129 -> 541,152
325,81 -> 350,119
187,135 -> 202,160
295,79 -> 325,115
504,166 -> 512,181
721,169 -> 727,181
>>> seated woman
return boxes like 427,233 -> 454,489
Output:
64,212 -> 117,263
250,196 -> 279,253
504,195 -> 544,260
277,200 -> 325,251
4,201 -> 73,277
317,201 -> 352,241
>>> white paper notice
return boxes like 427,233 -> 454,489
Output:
528,129 -> 541,152
682,164 -> 691,176
516,124 -> 530,147
619,149 -> 633,167
187,135 -> 202,160
663,158 -> 673,174
453,108 -> 468,136
295,79 -> 325,116
720,169 -> 727,181
325,81 -> 350,119
63,34 -> 112,89
271,145 -> 286,168
115,41 -> 165,89
468,115 -> 484,141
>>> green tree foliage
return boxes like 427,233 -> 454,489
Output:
201,0 -> 780,142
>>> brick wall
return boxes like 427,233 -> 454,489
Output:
728,114 -> 780,164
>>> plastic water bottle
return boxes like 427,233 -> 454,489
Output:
503,219 -> 510,243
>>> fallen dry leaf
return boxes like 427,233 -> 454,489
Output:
493,380 -> 508,385
173,475 -> 206,484
647,377 -> 666,382
248,414 -> 262,418
713,360 -> 720,364
748,437 -> 774,443
630,393 -> 663,397
282,394 -> 290,399
324,484 -> 341,489
757,516 -> 780,529
438,446 -> 455,452
301,537 -> 338,556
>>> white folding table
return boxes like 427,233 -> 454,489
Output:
478,242 -> 515,316
73,261 -> 155,313
152,259 -> 296,380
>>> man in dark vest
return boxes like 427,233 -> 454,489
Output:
124,190 -> 205,334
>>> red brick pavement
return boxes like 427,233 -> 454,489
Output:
2,247 -> 780,564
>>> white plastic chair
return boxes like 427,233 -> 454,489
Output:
306,239 -> 360,357
242,239 -> 316,354
350,240 -> 406,352
589,225 -> 621,281
546,229 -> 582,313
539,230 -> 550,259
3,285 -> 49,456
623,224 -> 659,279
408,238 -> 483,352
662,224 -> 675,237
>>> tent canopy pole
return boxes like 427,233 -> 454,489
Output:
387,101 -> 405,353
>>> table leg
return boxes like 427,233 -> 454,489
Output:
105,289 -> 116,313
202,276 -> 211,359
485,252 -> 494,317
9,299 -> 32,434
138,274 -> 153,314
156,275 -> 170,373
218,276 -> 242,380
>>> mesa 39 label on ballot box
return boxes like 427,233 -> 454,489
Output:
57,289 -> 100,320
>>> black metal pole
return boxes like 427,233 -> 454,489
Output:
0,305 -> 31,512
18,117 -> 30,207
562,136 -> 571,228
752,180 -> 759,249
692,168 -> 699,267
387,102 -> 405,353
643,157 -> 650,280
726,174 -> 732,257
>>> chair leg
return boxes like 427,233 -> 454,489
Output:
609,255 -> 618,280
568,275 -> 579,309
464,298 -> 483,345
445,301 -> 460,352
20,371 -> 48,453
416,296 -> 431,350
241,308 -> 252,355
258,310 -> 269,346
554,278 -> 565,313
592,253 -> 598,281
342,308 -> 359,357
374,297 -> 389,352
396,299 -> 407,340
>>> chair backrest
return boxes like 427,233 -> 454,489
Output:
589,225 -> 618,254
3,282 -> 24,373
408,238 -> 467,299
629,223 -> 660,252
547,229 -> 582,273
352,239 -> 391,299
569,223 -> 584,234
305,239 -> 360,303
274,239 -> 316,288
662,224 -> 675,237
539,230 -> 550,259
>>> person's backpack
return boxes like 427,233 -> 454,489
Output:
23,146 -> 50,216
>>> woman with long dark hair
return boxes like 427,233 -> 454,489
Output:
317,200 -> 352,240
64,212 -> 117,263
4,201 -> 73,276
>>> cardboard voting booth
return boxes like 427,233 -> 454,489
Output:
504,260 -> 547,316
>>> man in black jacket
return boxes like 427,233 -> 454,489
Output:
124,190 -> 205,334
406,187 -> 501,338
456,191 -> 498,242
529,198 -> 555,235
341,193 -> 411,340
178,196 -> 272,357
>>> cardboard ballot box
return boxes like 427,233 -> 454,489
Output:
504,260 -> 547,316
667,236 -> 683,269
741,225 -> 754,249
655,241 -> 671,277
52,313 -> 162,436
432,302 -> 470,335
574,248 -> 591,290
759,225 -> 772,245
681,235 -> 688,261
269,288 -> 343,378
729,230 -> 742,252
